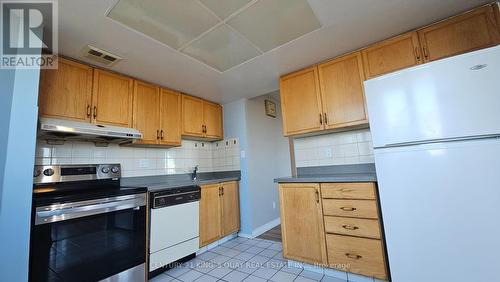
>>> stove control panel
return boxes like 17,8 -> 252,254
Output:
33,164 -> 121,184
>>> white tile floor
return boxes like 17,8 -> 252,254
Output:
149,237 -> 348,282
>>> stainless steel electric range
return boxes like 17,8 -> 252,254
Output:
29,164 -> 147,282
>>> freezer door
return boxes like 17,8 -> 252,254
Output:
374,138 -> 500,282
364,46 -> 500,148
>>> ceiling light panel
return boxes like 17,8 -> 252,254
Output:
108,0 -> 219,50
182,24 -> 261,72
199,0 -> 253,20
227,0 -> 321,52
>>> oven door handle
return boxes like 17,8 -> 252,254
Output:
35,195 -> 146,225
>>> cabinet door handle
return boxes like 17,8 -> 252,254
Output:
86,105 -> 91,118
414,47 -> 421,62
323,113 -> 328,125
204,125 -> 207,133
423,46 -> 429,60
221,187 -> 224,196
218,187 -> 222,197
319,114 -> 323,125
156,130 -> 160,140
160,130 -> 164,140
342,224 -> 359,230
315,190 -> 320,203
93,106 -> 97,119
345,253 -> 362,260
340,207 -> 357,211
339,188 -> 353,193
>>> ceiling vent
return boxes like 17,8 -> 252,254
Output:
81,45 -> 123,66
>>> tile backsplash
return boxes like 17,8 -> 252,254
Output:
35,139 -> 241,177
294,128 -> 374,167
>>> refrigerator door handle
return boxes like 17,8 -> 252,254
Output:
376,134 -> 500,149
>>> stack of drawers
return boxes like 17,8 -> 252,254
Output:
321,183 -> 387,280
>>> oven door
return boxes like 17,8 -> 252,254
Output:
29,194 -> 147,282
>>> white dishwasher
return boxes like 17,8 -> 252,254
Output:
149,186 -> 200,274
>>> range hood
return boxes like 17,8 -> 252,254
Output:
38,117 -> 142,144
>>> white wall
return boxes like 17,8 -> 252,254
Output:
35,139 -> 240,177
294,128 -> 374,167
0,54 -> 40,282
224,93 -> 291,236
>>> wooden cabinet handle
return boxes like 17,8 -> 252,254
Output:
221,186 -> 224,196
423,46 -> 429,60
414,47 -> 421,62
315,190 -> 319,203
342,224 -> 359,230
204,125 -> 207,133
156,130 -> 160,140
319,114 -> 323,125
345,253 -> 362,260
160,130 -> 164,140
86,105 -> 91,118
340,188 -> 353,193
340,207 -> 357,211
323,113 -> 328,125
93,106 -> 97,119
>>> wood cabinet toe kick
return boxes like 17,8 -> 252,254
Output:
278,182 -> 388,280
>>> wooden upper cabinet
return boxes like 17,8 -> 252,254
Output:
38,58 -> 93,122
318,52 -> 368,129
159,89 -> 182,146
182,95 -> 204,137
221,181 -> 240,237
182,95 -> 223,140
495,2 -> 500,29
418,5 -> 500,62
199,184 -> 222,247
92,69 -> 133,127
203,101 -> 223,139
280,67 -> 323,136
279,183 -> 327,265
362,32 -> 422,79
132,81 -> 160,145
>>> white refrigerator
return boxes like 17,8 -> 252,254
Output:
364,46 -> 500,282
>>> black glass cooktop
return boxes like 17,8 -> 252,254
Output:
33,179 -> 147,206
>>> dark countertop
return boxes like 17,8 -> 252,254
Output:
121,171 -> 241,192
274,164 -> 377,183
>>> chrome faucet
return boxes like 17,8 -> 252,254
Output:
192,165 -> 198,181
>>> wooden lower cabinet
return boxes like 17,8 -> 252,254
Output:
221,181 -> 240,237
279,183 -> 327,265
326,234 -> 387,280
278,182 -> 388,280
199,181 -> 240,247
199,184 -> 222,247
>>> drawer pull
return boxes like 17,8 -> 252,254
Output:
340,188 -> 353,193
340,207 -> 357,211
345,253 -> 362,260
342,224 -> 359,230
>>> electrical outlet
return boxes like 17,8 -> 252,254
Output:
325,148 -> 333,158
273,201 -> 276,209
139,159 -> 149,168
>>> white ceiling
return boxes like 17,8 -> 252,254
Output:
57,0 -> 491,104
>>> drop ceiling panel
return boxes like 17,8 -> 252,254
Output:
182,24 -> 261,72
199,0 -> 253,20
108,0 -> 219,49
227,0 -> 321,52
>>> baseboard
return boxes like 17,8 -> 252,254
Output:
237,217 -> 280,238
